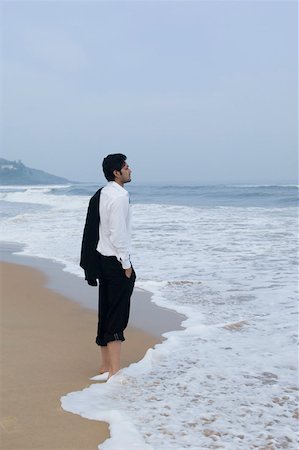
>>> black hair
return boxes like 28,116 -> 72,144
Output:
102,153 -> 127,181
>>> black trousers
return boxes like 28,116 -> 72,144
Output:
96,254 -> 136,347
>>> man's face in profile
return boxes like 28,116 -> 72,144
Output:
119,162 -> 132,184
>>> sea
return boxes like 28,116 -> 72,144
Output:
0,183 -> 298,449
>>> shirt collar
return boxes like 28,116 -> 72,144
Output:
109,181 -> 128,194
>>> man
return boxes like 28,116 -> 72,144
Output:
80,153 -> 135,380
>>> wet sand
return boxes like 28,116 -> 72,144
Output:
0,261 -> 163,450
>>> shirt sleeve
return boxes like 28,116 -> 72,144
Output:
109,194 -> 131,269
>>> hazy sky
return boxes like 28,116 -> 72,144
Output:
1,0 -> 297,184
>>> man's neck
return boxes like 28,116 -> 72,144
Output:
114,179 -> 124,188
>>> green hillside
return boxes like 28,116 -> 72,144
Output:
0,159 -> 71,185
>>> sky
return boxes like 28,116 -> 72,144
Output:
1,0 -> 298,185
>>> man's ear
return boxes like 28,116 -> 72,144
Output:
113,169 -> 120,179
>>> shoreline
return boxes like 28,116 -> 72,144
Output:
0,245 -> 186,450
0,241 -> 185,337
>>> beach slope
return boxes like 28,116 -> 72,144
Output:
0,262 -> 160,450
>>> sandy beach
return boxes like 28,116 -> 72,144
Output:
0,261 -> 162,450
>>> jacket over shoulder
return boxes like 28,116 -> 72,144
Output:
80,188 -> 102,280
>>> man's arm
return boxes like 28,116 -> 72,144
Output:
109,195 -> 131,272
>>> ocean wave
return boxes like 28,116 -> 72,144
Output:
0,183 -> 298,207
48,183 -> 100,196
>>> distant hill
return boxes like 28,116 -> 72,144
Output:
0,158 -> 71,185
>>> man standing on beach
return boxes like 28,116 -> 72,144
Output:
80,154 -> 135,380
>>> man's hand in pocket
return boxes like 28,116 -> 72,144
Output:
125,267 -> 133,278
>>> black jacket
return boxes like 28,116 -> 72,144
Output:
80,188 -> 102,281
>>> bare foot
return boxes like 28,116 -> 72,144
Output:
99,367 -> 109,374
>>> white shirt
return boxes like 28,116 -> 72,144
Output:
96,181 -> 132,269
